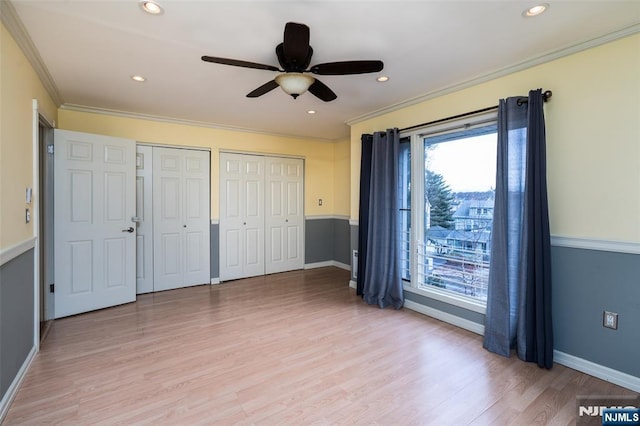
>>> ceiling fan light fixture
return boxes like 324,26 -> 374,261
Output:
275,73 -> 315,99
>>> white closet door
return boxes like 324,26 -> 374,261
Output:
135,146 -> 154,294
243,156 -> 266,278
219,153 -> 264,281
54,129 -> 136,318
265,157 -> 304,274
153,147 -> 210,291
153,148 -> 183,291
182,151 -> 210,286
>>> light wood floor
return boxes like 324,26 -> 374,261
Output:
4,267 -> 638,425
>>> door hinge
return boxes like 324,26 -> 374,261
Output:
49,283 -> 54,293
47,144 -> 54,154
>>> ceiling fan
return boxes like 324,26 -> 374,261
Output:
201,22 -> 384,102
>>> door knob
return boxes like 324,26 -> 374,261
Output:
122,227 -> 134,233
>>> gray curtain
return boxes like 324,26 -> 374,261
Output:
358,128 -> 404,309
483,89 -> 553,368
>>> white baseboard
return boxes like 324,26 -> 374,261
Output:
0,345 -> 37,422
210,278 -> 220,285
333,261 -> 350,271
349,280 -> 356,289
305,261 -> 351,271
402,302 -> 640,392
352,282 -> 639,393
553,350 -> 640,393
403,299 -> 485,336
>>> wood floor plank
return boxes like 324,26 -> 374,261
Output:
4,267 -> 638,425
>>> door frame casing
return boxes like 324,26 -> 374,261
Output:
32,99 -> 56,349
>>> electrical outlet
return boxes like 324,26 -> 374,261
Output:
603,311 -> 618,330
318,198 -> 323,206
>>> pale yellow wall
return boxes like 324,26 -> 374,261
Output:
333,137 -> 351,217
350,34 -> 640,243
0,23 -> 58,250
57,109 -> 341,219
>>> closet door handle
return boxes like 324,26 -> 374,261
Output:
122,227 -> 134,233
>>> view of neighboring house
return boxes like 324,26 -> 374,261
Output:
423,197 -> 494,299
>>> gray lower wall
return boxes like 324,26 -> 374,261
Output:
350,224 -> 640,378
305,219 -> 334,264
305,218 -> 351,265
404,290 -> 486,324
552,246 -> 640,378
210,217 -> 352,280
333,219 -> 351,266
0,249 -> 35,401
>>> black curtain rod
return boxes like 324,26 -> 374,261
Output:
400,90 -> 552,133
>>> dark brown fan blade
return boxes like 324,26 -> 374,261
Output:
282,22 -> 311,70
310,60 -> 384,75
246,80 -> 279,98
308,79 -> 337,102
201,56 -> 280,72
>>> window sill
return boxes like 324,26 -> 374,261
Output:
403,284 -> 487,315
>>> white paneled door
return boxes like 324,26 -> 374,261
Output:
219,152 -> 304,281
54,130 -> 136,318
153,147 -> 210,291
265,156 -> 304,274
219,153 -> 265,281
135,146 -> 153,294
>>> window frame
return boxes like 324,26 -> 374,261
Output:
400,110 -> 498,315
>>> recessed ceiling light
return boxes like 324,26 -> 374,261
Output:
376,76 -> 389,82
131,75 -> 146,82
523,3 -> 549,17
139,0 -> 163,15
307,110 -> 316,115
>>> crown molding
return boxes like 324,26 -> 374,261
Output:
60,103 -> 336,143
347,24 -> 640,126
1,0 -> 63,106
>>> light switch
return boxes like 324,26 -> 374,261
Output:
26,208 -> 31,223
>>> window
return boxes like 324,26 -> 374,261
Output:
399,112 -> 497,305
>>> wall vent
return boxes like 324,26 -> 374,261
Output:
352,250 -> 358,279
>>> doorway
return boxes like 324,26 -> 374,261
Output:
38,116 -> 54,340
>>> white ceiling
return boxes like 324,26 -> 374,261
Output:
8,1 -> 640,140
